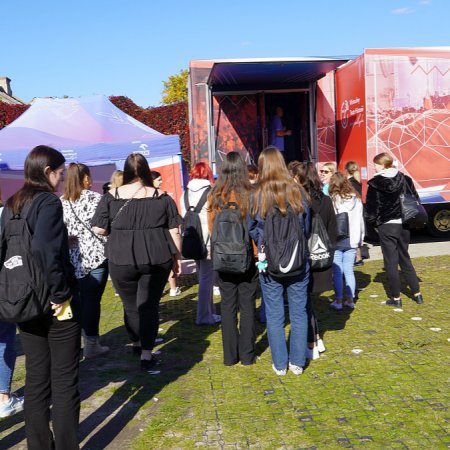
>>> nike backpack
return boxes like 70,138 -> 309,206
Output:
263,204 -> 307,278
211,202 -> 252,274
0,196 -> 51,323
181,186 -> 210,260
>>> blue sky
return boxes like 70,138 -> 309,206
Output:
3,0 -> 449,108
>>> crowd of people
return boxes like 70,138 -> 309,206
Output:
0,144 -> 424,449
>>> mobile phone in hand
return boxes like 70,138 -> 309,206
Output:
55,300 -> 73,321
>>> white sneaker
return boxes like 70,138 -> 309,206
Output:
169,287 -> 181,297
0,394 -> 24,418
343,300 -> 355,309
213,286 -> 220,296
288,363 -> 304,375
306,347 -> 320,360
213,314 -> 221,323
317,339 -> 326,353
330,301 -> 343,310
272,364 -> 287,376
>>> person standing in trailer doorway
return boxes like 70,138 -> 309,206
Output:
270,107 -> 291,154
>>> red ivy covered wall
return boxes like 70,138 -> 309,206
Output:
0,103 -> 30,129
109,96 -> 190,165
0,96 -> 191,165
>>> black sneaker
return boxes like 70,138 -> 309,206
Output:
140,356 -> 158,371
414,294 -> 424,304
386,299 -> 402,307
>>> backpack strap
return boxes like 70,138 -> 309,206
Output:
184,186 -> 210,213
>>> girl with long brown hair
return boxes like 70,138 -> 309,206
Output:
249,146 -> 310,376
208,152 -> 257,366
61,163 -> 109,359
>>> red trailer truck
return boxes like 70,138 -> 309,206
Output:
188,47 -> 450,237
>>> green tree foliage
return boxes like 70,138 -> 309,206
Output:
161,69 -> 188,104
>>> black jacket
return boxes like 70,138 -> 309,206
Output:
365,171 -> 418,227
2,192 -> 77,304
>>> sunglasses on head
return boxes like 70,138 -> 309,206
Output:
320,169 -> 331,174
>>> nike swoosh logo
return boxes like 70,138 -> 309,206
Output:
279,241 -> 298,273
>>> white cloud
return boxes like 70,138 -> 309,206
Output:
419,0 -> 431,4
390,7 -> 415,14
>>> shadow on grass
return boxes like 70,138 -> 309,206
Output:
373,270 -> 423,301
76,293 -> 218,449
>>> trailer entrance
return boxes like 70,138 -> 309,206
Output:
204,57 -> 348,169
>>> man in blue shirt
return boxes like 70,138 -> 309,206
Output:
270,106 -> 291,152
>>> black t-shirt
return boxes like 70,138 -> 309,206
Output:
92,191 -> 181,266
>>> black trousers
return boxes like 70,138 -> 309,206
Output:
217,265 -> 258,365
19,312 -> 81,450
109,260 -> 172,350
378,223 -> 420,298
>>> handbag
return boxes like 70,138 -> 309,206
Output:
335,212 -> 349,241
400,177 -> 428,228
360,243 -> 370,260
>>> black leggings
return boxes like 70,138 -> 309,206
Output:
109,260 -> 172,350
378,223 -> 420,298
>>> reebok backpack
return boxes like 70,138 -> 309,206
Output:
0,197 -> 51,323
181,187 -> 210,260
263,204 -> 307,278
308,213 -> 333,271
211,202 -> 252,274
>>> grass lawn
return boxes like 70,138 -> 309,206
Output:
2,255 -> 449,449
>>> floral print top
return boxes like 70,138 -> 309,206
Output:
61,190 -> 107,279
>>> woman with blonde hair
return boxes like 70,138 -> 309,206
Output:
249,146 -> 310,376
328,172 -> 364,310
365,152 -> 423,307
319,162 -> 336,196
110,170 -> 123,189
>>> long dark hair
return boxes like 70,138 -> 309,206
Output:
7,145 -> 65,214
208,152 -> 251,217
123,153 -> 154,187
62,163 -> 90,201
299,162 -> 323,201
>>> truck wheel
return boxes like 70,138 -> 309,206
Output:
427,205 -> 450,238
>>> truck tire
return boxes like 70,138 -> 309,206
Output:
426,205 -> 450,238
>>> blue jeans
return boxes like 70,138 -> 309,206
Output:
78,263 -> 108,336
260,271 -> 309,370
332,248 -> 357,300
0,321 -> 16,394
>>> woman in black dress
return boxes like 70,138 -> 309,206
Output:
92,153 -> 182,371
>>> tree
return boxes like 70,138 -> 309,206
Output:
161,69 -> 188,105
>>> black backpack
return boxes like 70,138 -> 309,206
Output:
0,196 -> 51,323
211,202 -> 252,274
263,204 -> 308,278
181,186 -> 210,260
308,212 -> 333,271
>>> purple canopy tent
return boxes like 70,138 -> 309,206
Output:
0,95 -> 182,200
